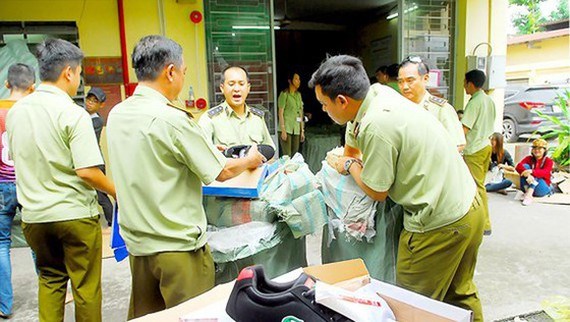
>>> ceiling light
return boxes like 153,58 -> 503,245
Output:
387,4 -> 419,20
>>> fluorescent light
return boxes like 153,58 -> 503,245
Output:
232,26 -> 280,30
387,4 -> 419,20
387,13 -> 398,20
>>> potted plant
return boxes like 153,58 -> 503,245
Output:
534,90 -> 570,172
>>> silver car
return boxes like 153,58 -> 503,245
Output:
502,85 -> 569,142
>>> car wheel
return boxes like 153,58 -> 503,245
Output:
502,118 -> 518,143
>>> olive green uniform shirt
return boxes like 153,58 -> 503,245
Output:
278,90 -> 303,135
387,81 -> 400,93
420,92 -> 466,147
199,101 -> 274,148
6,84 -> 103,223
462,90 -> 496,155
354,84 -> 476,233
106,85 -> 227,256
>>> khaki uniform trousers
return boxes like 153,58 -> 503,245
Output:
464,145 -> 492,232
396,193 -> 485,322
23,216 -> 102,322
279,132 -> 300,157
127,244 -> 215,320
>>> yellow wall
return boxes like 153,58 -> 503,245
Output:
456,0 -> 507,131
0,0 -> 208,102
507,36 -> 570,85
358,18 -> 399,74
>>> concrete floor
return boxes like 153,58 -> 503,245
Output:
5,192 -> 569,321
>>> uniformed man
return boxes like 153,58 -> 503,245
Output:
199,65 -> 274,150
7,39 -> 116,322
385,63 -> 400,93
462,69 -> 496,236
398,56 -> 465,151
309,55 -> 484,322
106,36 -> 265,319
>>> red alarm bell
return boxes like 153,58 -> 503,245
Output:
190,11 -> 202,24
196,98 -> 207,109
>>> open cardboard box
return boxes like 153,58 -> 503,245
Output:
133,259 -> 472,322
202,164 -> 269,198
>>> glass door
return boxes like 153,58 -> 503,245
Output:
399,0 -> 456,103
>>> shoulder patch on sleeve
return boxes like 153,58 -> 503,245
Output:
428,95 -> 447,107
207,105 -> 224,118
250,106 -> 265,118
166,102 -> 194,118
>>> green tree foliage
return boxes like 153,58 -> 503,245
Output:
510,0 -> 547,34
549,0 -> 569,21
536,90 -> 570,169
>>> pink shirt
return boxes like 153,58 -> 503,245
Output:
0,100 -> 16,183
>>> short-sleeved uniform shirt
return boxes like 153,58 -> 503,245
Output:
462,90 -> 496,155
278,90 -> 303,135
6,85 -> 103,223
106,85 -> 227,256
198,101 -> 274,148
420,92 -> 466,147
354,84 -> 476,233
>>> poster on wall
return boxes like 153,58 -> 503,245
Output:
83,57 -> 123,85
370,36 -> 393,69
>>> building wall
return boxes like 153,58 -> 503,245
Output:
507,36 -> 570,85
455,0 -> 507,132
0,0 -> 208,103
358,18 -> 399,75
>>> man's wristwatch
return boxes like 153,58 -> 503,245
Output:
342,158 -> 362,176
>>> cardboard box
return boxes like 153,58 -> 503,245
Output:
133,259 -> 472,322
514,144 -> 532,165
202,164 -> 269,198
504,170 -> 521,189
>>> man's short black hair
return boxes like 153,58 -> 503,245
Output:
7,63 -> 35,91
308,55 -> 370,101
36,39 -> 84,82
220,65 -> 250,84
386,63 -> 400,79
375,65 -> 387,74
132,35 -> 183,81
465,69 -> 486,88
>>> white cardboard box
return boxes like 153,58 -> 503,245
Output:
133,259 -> 472,322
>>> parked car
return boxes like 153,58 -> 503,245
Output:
502,85 -> 569,142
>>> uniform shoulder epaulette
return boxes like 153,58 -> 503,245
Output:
167,102 -> 194,118
249,106 -> 265,118
207,105 -> 224,118
428,95 -> 447,107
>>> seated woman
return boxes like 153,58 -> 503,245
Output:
486,132 -> 515,194
515,138 -> 554,206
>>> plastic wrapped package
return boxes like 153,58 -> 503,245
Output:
206,154 -> 326,284
316,162 -> 378,242
212,222 -> 306,284
203,196 -> 277,226
316,153 -> 404,283
207,222 -> 278,262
